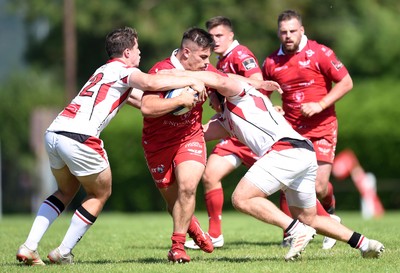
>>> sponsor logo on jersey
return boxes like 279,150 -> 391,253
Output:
188,149 -> 203,155
242,58 -> 257,71
60,103 -> 81,118
185,141 -> 202,148
155,177 -> 168,184
331,59 -> 343,71
274,65 -> 288,72
298,60 -> 311,68
305,49 -> 315,58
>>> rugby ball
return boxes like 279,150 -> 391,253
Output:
165,87 -> 197,115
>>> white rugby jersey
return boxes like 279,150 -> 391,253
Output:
219,84 -> 309,157
48,59 -> 138,137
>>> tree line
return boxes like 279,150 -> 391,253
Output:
1,0 -> 399,213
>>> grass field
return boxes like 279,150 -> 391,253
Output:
1,211 -> 398,273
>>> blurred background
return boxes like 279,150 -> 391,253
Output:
0,0 -> 399,216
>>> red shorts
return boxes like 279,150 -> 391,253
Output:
211,137 -> 258,168
144,136 -> 207,188
293,120 -> 337,164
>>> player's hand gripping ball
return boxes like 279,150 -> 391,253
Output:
165,87 -> 198,115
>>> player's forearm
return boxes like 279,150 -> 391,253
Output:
320,74 -> 353,108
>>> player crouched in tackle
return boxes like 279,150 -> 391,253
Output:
160,68 -> 385,261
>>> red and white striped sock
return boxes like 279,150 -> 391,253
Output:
24,195 -> 65,250
58,206 -> 97,255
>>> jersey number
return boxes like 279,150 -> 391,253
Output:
79,73 -> 104,97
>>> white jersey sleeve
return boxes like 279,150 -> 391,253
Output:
47,60 -> 139,137
221,84 -> 308,157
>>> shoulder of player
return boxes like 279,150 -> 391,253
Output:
231,44 -> 257,58
306,40 -> 335,56
148,58 -> 174,74
263,49 -> 280,66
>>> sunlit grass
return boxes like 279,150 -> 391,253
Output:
1,211 -> 398,273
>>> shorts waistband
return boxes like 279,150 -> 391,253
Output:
54,131 -> 91,143
271,137 -> 314,152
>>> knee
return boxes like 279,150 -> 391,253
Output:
178,183 -> 197,199
202,170 -> 218,188
96,184 -> 112,204
231,191 -> 245,212
315,181 -> 327,198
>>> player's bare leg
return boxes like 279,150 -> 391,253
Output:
185,154 -> 233,249
290,203 -> 384,259
315,162 -> 335,213
17,165 -> 80,266
160,160 -> 211,262
232,178 -> 316,261
48,167 -> 112,264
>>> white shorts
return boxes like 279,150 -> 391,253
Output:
45,131 -> 109,176
244,147 -> 318,208
223,154 -> 242,168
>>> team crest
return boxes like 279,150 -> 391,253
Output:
293,91 -> 305,102
242,58 -> 257,70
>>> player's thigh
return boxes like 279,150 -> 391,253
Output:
203,153 -> 238,183
232,176 -> 267,205
50,165 -> 81,202
316,162 -> 332,186
174,160 -> 205,191
77,167 -> 112,198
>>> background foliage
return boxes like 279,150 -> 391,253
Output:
1,0 -> 399,213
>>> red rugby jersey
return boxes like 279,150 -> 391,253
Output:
217,41 -> 262,78
142,53 -> 221,153
263,36 -> 349,126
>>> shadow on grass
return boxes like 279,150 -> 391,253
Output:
11,254 -> 327,267
128,239 -> 280,250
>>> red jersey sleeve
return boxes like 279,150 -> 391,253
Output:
217,45 -> 262,78
314,42 -> 349,83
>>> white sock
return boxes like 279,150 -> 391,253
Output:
24,199 -> 62,250
359,237 -> 370,251
58,207 -> 96,255
286,219 -> 305,236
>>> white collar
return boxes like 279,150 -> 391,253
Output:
221,40 -> 240,57
278,35 -> 308,56
170,49 -> 185,70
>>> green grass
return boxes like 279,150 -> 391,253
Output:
1,211 -> 398,273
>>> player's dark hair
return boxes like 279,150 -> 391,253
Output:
205,16 -> 233,32
105,26 -> 138,58
277,10 -> 302,26
181,27 -> 215,50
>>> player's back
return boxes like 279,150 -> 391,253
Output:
48,60 -> 136,137
222,87 -> 308,157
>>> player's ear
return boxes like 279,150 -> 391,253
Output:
183,47 -> 191,59
123,48 -> 130,58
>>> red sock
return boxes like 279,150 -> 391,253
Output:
205,188 -> 223,238
280,191 -> 292,238
171,232 -> 186,250
320,182 -> 335,211
316,200 -> 330,216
